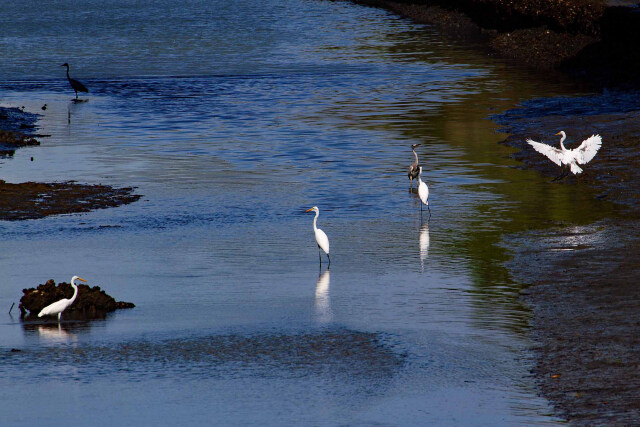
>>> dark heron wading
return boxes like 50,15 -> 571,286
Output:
61,63 -> 88,100
408,143 -> 420,189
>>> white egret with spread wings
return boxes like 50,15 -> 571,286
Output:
527,131 -> 602,180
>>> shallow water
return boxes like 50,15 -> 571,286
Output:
0,0 -> 614,425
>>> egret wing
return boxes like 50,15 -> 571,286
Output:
38,299 -> 69,317
315,228 -> 330,254
527,139 -> 564,166
70,78 -> 89,93
574,134 -> 602,164
418,181 -> 429,205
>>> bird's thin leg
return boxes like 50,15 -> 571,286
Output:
318,246 -> 322,267
428,204 -> 431,221
552,167 -> 569,182
327,253 -> 331,268
58,312 -> 61,322
75,90 -> 78,100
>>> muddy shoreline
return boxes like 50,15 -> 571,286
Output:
348,0 -> 640,424
351,0 -> 640,87
495,93 -> 640,424
0,106 -> 141,220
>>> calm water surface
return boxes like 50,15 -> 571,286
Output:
0,0 -> 612,425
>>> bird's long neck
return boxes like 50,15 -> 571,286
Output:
559,134 -> 567,151
69,280 -> 79,303
412,149 -> 418,164
313,211 -> 319,231
65,65 -> 71,81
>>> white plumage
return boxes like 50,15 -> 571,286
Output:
38,275 -> 87,321
417,166 -> 430,219
527,131 -> 602,176
306,206 -> 330,267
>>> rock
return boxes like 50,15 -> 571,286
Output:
19,279 -> 135,320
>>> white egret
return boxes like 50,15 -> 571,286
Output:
38,276 -> 87,322
417,166 -> 430,220
408,143 -> 420,189
527,131 -> 602,180
305,206 -> 330,267
61,63 -> 89,100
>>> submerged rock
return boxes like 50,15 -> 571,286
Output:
19,279 -> 135,320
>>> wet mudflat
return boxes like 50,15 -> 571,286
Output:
505,221 -> 640,425
361,0 -> 640,421
0,106 -> 140,219
0,0 -> 628,425
495,92 -> 640,424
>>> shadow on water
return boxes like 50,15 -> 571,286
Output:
3,328 -> 405,384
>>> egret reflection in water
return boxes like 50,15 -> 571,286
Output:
21,319 -> 91,345
37,324 -> 77,344
420,223 -> 430,272
315,269 -> 331,324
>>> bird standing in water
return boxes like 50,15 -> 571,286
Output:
38,276 -> 87,322
408,143 -> 420,190
306,206 -> 330,268
61,63 -> 89,100
417,166 -> 430,221
527,131 -> 602,180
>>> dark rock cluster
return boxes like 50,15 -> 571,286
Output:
19,279 -> 135,320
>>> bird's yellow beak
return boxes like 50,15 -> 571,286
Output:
305,208 -> 313,212
555,132 -> 561,135
77,277 -> 88,283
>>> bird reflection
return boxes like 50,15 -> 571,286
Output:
419,223 -> 430,272
315,269 -> 332,323
37,323 -> 77,344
